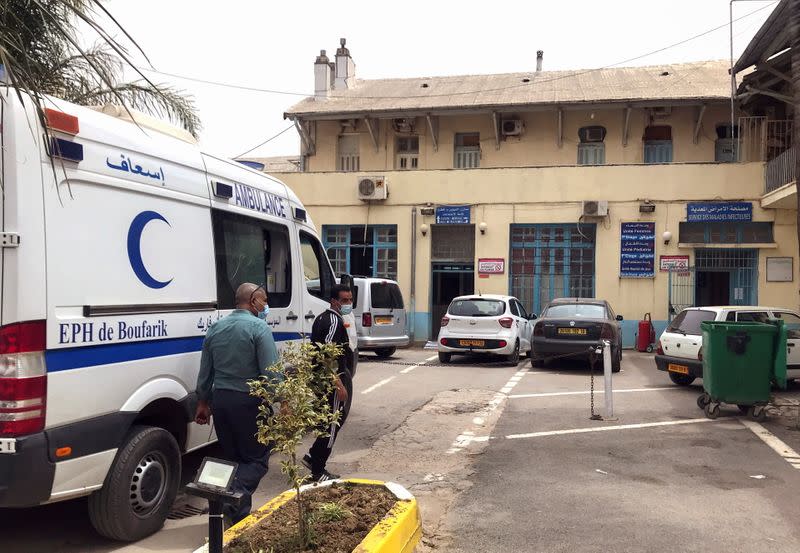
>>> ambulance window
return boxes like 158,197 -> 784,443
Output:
212,211 -> 292,309
300,231 -> 334,301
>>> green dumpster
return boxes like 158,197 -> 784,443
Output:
697,320 -> 787,421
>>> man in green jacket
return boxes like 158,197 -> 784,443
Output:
195,282 -> 281,523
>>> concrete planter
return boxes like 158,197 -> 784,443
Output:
193,478 -> 421,553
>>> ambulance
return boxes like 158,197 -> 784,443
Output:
0,90 -> 342,541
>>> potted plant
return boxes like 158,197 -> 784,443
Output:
193,342 -> 421,553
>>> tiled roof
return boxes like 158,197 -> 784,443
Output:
286,60 -> 731,119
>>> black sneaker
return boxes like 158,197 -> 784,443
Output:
312,469 -> 340,482
301,454 -> 313,471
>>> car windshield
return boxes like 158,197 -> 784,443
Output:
667,309 -> 715,335
544,304 -> 606,319
370,282 -> 404,309
449,299 -> 505,317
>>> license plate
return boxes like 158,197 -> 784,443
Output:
668,363 -> 689,375
375,316 -> 393,325
0,438 -> 17,454
459,339 -> 485,347
558,328 -> 587,336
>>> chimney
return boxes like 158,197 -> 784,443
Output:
314,50 -> 332,100
334,38 -> 356,90
536,50 -> 544,72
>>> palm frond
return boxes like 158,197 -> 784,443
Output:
75,81 -> 202,138
0,0 -> 201,138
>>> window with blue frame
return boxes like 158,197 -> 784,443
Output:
323,225 -> 398,279
510,224 -> 596,315
643,125 -> 673,164
678,222 -> 773,244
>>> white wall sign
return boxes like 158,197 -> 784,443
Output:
767,257 -> 793,282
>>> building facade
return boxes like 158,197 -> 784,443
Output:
269,41 -> 798,345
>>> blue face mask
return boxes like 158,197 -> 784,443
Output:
340,304 -> 353,316
257,304 -> 270,320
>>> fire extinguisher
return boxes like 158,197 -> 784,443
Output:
637,313 -> 655,353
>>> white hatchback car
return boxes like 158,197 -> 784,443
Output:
437,294 -> 536,365
655,306 -> 800,385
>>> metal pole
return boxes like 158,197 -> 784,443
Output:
410,206 -> 417,341
208,500 -> 224,553
730,0 -> 736,138
603,339 -> 613,418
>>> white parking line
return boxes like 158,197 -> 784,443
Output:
361,355 -> 438,394
361,376 -> 396,394
508,387 -> 677,399
506,418 -> 716,440
741,420 -> 800,470
447,365 -> 529,454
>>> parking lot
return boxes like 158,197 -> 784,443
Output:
2,348 -> 800,552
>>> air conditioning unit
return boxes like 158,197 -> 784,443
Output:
340,119 -> 358,131
651,106 -> 672,119
501,119 -> 524,136
392,118 -> 416,133
582,200 -> 609,217
580,125 -> 606,143
357,176 -> 388,201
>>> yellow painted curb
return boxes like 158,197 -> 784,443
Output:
201,479 -> 421,553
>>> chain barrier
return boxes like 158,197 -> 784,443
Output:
357,348 -> 595,369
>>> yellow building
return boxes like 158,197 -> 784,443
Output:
270,40 -> 797,345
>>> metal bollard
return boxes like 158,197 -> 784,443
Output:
602,339 -> 613,418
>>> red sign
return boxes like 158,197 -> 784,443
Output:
478,258 -> 505,274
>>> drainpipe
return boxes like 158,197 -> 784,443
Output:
410,206 -> 417,341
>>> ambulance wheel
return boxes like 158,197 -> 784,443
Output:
88,425 -> 181,542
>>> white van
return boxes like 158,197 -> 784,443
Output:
0,91 -> 339,541
351,277 -> 410,358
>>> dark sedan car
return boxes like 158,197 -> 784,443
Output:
531,298 -> 623,372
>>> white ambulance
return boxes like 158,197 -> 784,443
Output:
0,90 -> 341,541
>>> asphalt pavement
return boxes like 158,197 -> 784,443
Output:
2,348 -> 799,552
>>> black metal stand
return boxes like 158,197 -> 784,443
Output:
185,482 -> 243,553
208,499 -> 224,553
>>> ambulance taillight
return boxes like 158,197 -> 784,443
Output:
0,321 -> 47,437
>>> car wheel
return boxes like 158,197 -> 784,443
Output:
88,426 -> 181,542
668,372 -> 695,386
375,347 -> 396,359
507,341 -> 520,366
438,352 -> 451,364
611,348 -> 621,373
531,354 -> 544,368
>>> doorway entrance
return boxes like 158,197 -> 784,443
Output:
430,224 -> 475,338
694,248 -> 758,307
431,264 -> 474,337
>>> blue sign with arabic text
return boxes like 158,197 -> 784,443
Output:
620,222 -> 655,278
435,205 -> 471,224
687,202 -> 752,222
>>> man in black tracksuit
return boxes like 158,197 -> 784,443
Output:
303,284 -> 353,482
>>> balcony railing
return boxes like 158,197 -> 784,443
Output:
765,146 -> 797,194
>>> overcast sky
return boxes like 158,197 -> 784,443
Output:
106,0 -> 777,159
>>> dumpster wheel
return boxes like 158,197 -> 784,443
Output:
704,402 -> 720,419
697,393 -> 711,410
747,405 -> 767,423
